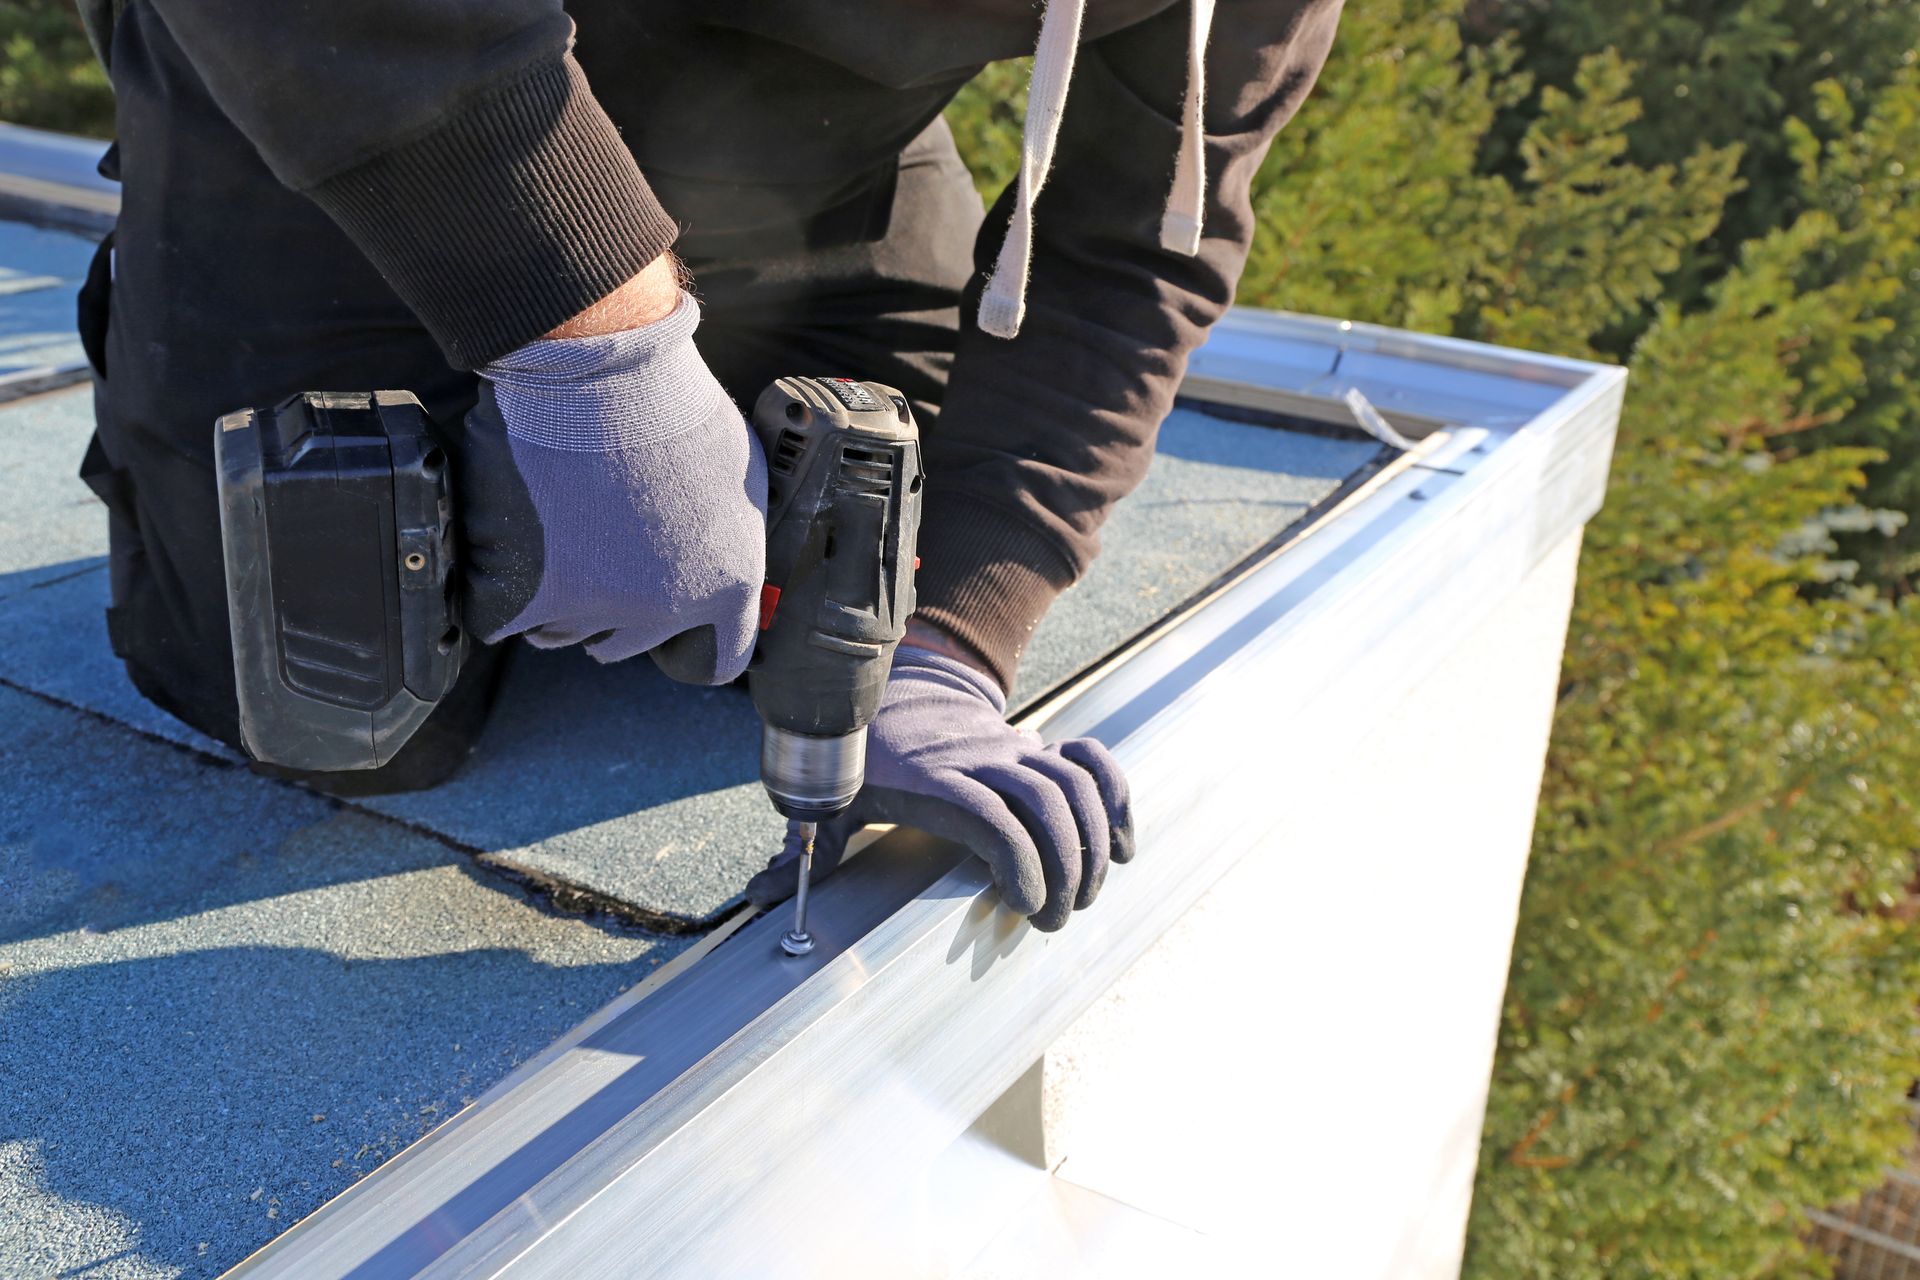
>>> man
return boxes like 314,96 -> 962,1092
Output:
72,0 -> 1344,931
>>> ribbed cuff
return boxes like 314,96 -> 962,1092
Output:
912,495 -> 1079,692
309,55 -> 678,370
483,294 -> 730,452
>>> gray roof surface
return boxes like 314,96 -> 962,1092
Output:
1,684 -> 669,1278
0,214 -> 1379,1277
3,380 -> 1378,927
0,220 -> 90,383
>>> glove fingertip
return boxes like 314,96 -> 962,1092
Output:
1058,737 -> 1136,863
1004,881 -> 1047,919
745,848 -> 803,908
1028,899 -> 1074,933
1058,735 -> 1127,796
981,849 -> 1045,917
650,621 -> 755,686
648,626 -> 719,684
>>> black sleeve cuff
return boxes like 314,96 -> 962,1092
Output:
912,494 -> 1080,693
307,54 -> 678,369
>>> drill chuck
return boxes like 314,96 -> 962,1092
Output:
759,726 -> 867,822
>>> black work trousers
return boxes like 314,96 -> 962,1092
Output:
81,1 -> 985,792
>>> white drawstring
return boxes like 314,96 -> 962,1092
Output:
1159,0 -> 1215,255
977,0 -> 1215,340
978,0 -> 1087,339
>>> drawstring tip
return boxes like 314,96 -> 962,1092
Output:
1159,213 -> 1203,257
977,289 -> 1026,340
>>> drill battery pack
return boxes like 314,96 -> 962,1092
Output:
214,391 -> 465,771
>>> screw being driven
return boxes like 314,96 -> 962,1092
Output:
779,820 -> 818,957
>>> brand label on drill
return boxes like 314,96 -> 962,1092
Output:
822,378 -> 883,413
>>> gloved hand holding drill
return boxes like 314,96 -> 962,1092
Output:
217,253 -> 1132,933
88,0 -> 1345,948
457,289 -> 768,684
458,275 -> 1132,932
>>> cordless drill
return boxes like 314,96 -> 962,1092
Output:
742,376 -> 923,953
213,377 -> 923,950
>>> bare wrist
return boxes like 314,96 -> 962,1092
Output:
542,252 -> 686,339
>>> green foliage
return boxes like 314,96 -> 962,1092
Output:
945,60 -> 1027,202
1478,0 -> 1920,279
1237,3 -> 1740,358
1466,212 -> 1920,1279
1234,0 -> 1523,335
1781,71 -> 1920,586
1468,6 -> 1920,601
1463,52 -> 1739,354
1474,3 -> 1920,602
0,0 -> 113,138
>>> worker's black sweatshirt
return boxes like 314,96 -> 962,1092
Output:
77,0 -> 1344,689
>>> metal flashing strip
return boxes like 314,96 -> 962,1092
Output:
0,128 -> 113,400
1185,308 -> 1595,439
0,364 -> 89,403
228,321 -> 1625,1278
0,123 -> 118,234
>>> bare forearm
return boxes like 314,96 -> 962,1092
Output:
542,252 -> 686,339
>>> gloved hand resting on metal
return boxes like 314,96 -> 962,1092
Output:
746,638 -> 1135,932
455,288 -> 768,684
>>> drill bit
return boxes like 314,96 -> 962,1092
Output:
779,820 -> 818,956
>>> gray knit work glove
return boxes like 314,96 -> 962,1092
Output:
745,646 -> 1136,931
455,294 -> 767,683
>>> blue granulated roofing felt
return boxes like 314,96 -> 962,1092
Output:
0,682 -> 677,1279
0,211 -> 1376,1274
0,220 -> 92,382
0,385 -> 1378,923
0,382 -> 107,600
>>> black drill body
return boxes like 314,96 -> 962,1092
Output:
211,379 -> 921,837
747,377 -> 923,823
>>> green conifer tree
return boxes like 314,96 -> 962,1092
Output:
1781,71 -> 1920,588
1237,7 -> 1739,361
0,0 -> 112,138
1475,0 -> 1920,274
1467,210 -> 1920,1277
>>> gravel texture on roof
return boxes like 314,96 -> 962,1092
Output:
0,209 -> 1375,1273
0,683 -> 678,1279
0,220 -> 92,383
0,385 -> 1377,924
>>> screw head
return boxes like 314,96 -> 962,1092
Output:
780,930 -> 815,957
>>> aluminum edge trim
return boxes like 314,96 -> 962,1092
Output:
221,436 -> 1454,1279
414,365 -> 1620,1277
221,339 -> 1623,1280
